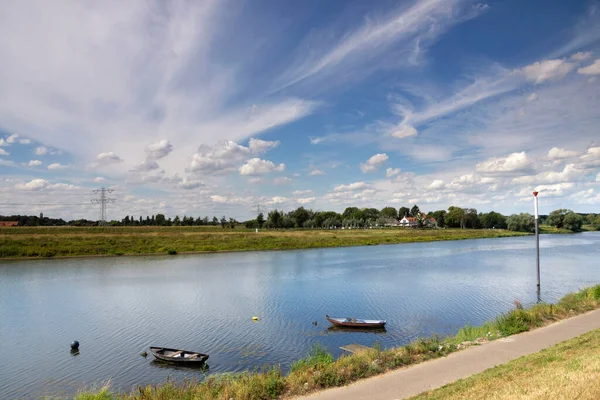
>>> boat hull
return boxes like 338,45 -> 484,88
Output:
326,315 -> 386,329
150,347 -> 209,364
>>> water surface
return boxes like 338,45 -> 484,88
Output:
1,232 -> 599,399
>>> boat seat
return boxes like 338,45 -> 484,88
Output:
170,351 -> 184,357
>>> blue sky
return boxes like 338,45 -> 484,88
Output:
1,0 -> 599,221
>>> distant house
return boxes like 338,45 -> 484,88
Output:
399,216 -> 418,227
0,221 -> 18,227
399,215 -> 437,228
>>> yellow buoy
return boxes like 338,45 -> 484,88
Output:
252,316 -> 259,321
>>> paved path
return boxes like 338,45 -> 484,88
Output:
298,308 -> 600,400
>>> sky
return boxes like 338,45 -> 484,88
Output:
1,0 -> 600,221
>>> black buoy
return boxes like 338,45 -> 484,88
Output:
70,341 -> 80,350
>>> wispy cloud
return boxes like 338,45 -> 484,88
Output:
275,0 -> 487,91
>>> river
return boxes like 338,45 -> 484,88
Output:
1,232 -> 599,399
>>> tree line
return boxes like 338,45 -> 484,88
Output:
2,207 -> 597,232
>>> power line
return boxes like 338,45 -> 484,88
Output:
91,188 -> 116,225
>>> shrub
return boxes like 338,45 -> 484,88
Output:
167,249 -> 177,255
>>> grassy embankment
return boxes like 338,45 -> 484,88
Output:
0,226 -> 527,259
75,284 -> 600,400
410,328 -> 600,400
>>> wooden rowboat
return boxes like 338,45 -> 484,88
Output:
149,347 -> 209,364
326,314 -> 386,328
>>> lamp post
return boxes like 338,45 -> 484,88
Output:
533,191 -> 540,296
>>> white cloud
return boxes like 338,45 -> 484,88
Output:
476,152 -> 531,174
19,138 -> 31,144
47,163 -> 69,170
296,197 -> 315,205
94,177 -> 106,183
309,136 -> 325,144
0,138 -> 6,146
0,148 -> 9,156
14,179 -> 78,191
596,172 -> 600,182
177,179 -> 204,190
131,159 -> 160,172
28,160 -> 42,167
360,153 -> 388,173
34,146 -> 48,155
6,133 -> 19,143
514,59 -> 576,83
292,189 -> 312,195
386,167 -> 401,178
513,163 -> 585,184
389,124 -> 417,139
577,59 -> 600,75
571,51 -> 592,61
527,93 -> 538,102
334,181 -> 370,192
273,176 -> 292,185
534,182 -> 574,197
308,168 -> 325,176
428,179 -> 445,189
579,146 -> 600,168
92,151 -> 123,166
145,140 -> 173,160
548,147 -> 579,160
15,179 -> 50,191
268,196 -> 288,205
239,158 -> 285,176
248,138 -> 280,153
187,140 -> 251,175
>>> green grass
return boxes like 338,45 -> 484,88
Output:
74,284 -> 600,400
410,328 -> 600,400
0,226 -> 528,259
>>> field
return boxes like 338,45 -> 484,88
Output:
0,226 -> 528,259
410,328 -> 600,400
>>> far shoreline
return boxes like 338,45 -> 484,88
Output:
0,227 -> 541,261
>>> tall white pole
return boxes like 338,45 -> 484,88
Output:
533,191 -> 540,293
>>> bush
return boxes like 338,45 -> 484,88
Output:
290,344 -> 334,372
167,249 -> 177,255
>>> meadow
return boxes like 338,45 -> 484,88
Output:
0,226 -> 528,259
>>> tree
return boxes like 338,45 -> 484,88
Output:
212,216 -> 219,226
586,214 -> 596,225
446,206 -> 466,228
464,208 -> 480,229
229,218 -> 236,229
220,216 -> 227,228
480,211 -> 507,229
256,212 -> 265,228
267,210 -> 282,228
342,207 -> 361,220
290,207 -> 310,228
380,207 -> 398,220
507,213 -> 535,233
398,207 -> 410,218
362,208 -> 380,221
410,205 -> 420,217
173,216 -> 181,226
563,212 -> 583,231
155,214 -> 166,226
431,210 -> 447,228
546,209 -> 570,229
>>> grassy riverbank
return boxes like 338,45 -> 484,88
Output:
75,284 -> 600,400
0,227 -> 527,259
410,328 -> 600,400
